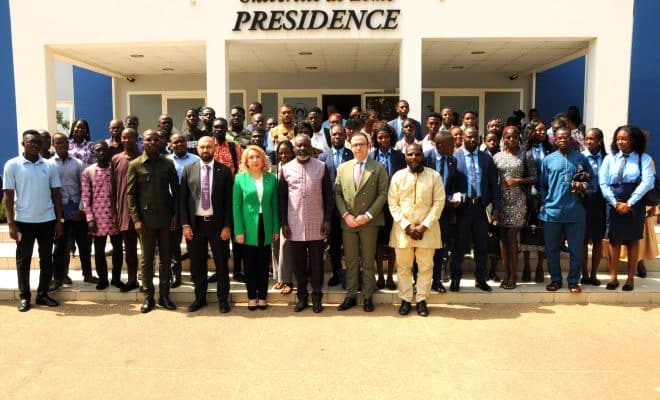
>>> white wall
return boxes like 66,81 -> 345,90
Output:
54,60 -> 73,102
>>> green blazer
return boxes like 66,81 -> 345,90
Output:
334,157 -> 389,231
232,172 -> 279,246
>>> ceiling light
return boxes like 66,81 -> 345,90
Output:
451,66 -> 464,69
471,51 -> 485,55
129,54 -> 144,58
298,51 -> 313,56
305,66 -> 318,70
162,67 -> 175,71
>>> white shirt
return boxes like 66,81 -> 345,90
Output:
254,174 -> 264,214
195,160 -> 215,216
311,129 -> 330,153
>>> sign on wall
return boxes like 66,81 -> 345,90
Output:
233,0 -> 400,31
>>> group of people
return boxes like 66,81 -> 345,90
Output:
3,100 -> 657,316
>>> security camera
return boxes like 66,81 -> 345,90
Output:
126,76 -> 136,83
509,73 -> 519,81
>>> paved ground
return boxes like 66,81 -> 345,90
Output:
0,301 -> 658,399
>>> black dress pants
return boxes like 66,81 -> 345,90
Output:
53,218 -> 92,280
187,218 -> 230,301
121,229 -> 139,284
92,234 -> 123,283
138,226 -> 171,299
290,240 -> 324,299
15,221 -> 55,300
243,215 -> 270,300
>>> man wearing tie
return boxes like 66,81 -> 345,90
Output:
424,132 -> 458,292
334,132 -> 389,312
179,136 -> 234,313
387,99 -> 423,141
450,127 -> 498,292
318,125 -> 354,287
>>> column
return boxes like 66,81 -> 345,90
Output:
584,33 -> 633,145
206,38 -> 229,117
12,44 -> 56,151
398,37 -> 423,121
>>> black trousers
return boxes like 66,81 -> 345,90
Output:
450,202 -> 489,281
169,226 -> 183,277
52,219 -> 92,280
232,236 -> 243,276
290,240 -> 324,299
92,234 -> 123,283
138,226 -> 171,299
16,221 -> 55,300
243,215 -> 270,300
121,229 -> 139,284
432,217 -> 452,282
187,218 -> 230,301
327,213 -> 343,275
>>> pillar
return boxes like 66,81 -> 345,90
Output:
206,38 -> 229,117
399,37 -> 423,121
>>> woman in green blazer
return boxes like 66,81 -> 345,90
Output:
233,145 -> 280,310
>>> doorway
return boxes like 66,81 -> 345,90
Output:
322,94 -> 362,120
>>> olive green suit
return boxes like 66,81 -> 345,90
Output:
334,158 -> 389,298
126,153 -> 179,299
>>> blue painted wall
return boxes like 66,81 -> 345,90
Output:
628,0 -> 660,160
0,0 -> 18,168
73,66 -> 113,141
535,56 -> 585,125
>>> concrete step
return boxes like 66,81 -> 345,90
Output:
0,270 -> 658,305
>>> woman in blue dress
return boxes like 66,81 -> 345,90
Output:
599,125 -> 655,291
580,128 -> 607,286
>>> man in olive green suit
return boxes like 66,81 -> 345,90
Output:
334,132 -> 389,312
127,129 -> 180,313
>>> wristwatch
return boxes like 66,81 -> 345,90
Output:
58,218 -> 65,223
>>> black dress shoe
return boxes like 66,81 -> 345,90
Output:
207,273 -> 218,283
83,275 -> 100,284
158,296 -> 177,310
63,276 -> 73,285
327,275 -> 341,287
294,299 -> 308,312
312,301 -> 323,314
233,273 -> 246,283
475,279 -> 492,292
416,300 -> 429,317
171,276 -> 182,289
637,263 -> 647,278
337,297 -> 357,311
140,298 -> 155,313
111,280 -> 125,289
36,294 -> 59,307
96,281 -> 109,290
120,281 -> 139,292
363,298 -> 375,312
432,281 -> 446,293
219,301 -> 231,313
187,297 -> 207,312
399,300 -> 411,315
449,279 -> 460,292
18,299 -> 30,312
48,280 -> 63,292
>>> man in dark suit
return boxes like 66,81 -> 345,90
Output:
127,129 -> 180,313
424,132 -> 459,292
318,125 -> 353,286
387,99 -> 424,141
450,127 -> 498,292
180,136 -> 234,313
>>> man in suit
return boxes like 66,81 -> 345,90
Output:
334,132 -> 389,312
318,125 -> 354,286
180,136 -> 234,313
127,129 -> 180,313
450,127 -> 498,292
388,99 -> 423,141
424,132 -> 459,292
389,143 -> 445,316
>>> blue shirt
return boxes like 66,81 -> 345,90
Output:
539,150 -> 590,223
462,148 -> 481,197
50,154 -> 84,206
582,149 -> 603,193
322,119 -> 346,130
167,151 -> 201,183
3,154 -> 62,223
376,148 -> 393,176
433,149 -> 448,188
598,151 -> 654,207
332,147 -> 345,169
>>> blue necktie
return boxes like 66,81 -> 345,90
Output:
469,153 -> 478,197
617,153 -> 629,184
334,151 -> 341,169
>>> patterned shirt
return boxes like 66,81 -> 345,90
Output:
82,164 -> 119,237
229,129 -> 251,148
278,158 -> 333,241
68,139 -> 95,166
214,141 -> 242,176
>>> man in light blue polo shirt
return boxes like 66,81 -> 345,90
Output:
167,132 -> 199,287
3,130 -> 64,312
